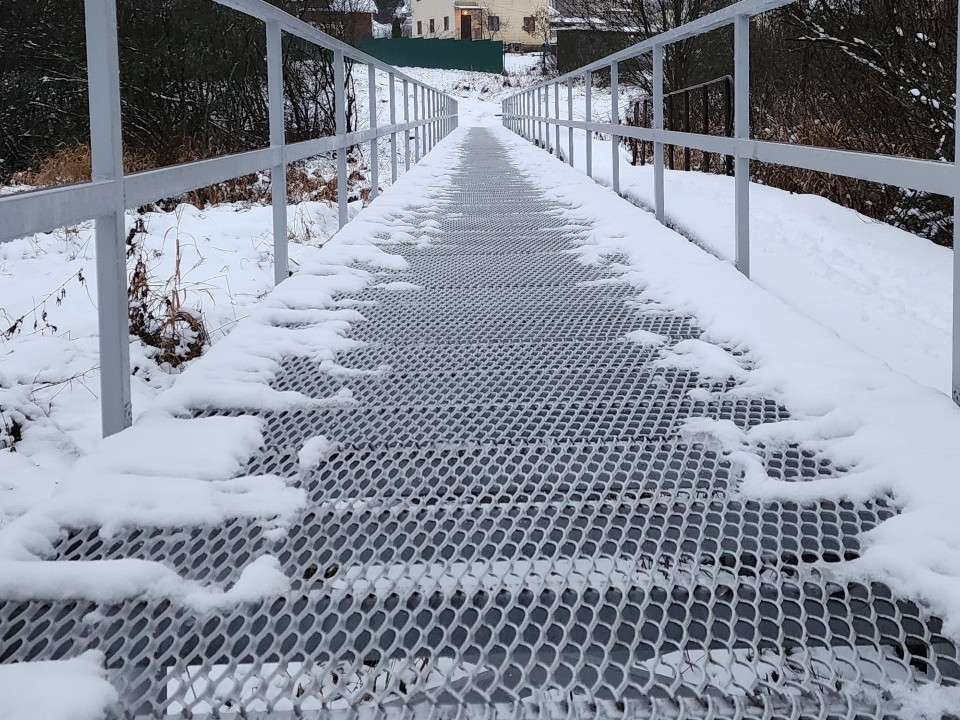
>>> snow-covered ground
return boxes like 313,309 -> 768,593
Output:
4,49 -> 960,718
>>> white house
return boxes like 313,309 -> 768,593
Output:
410,0 -> 549,49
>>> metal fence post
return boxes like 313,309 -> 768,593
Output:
554,83 -> 560,156
585,72 -> 593,178
403,79 -> 411,171
413,84 -> 420,162
653,45 -> 665,222
567,79 -> 574,167
368,64 -> 378,200
266,21 -> 287,286
538,86 -> 543,147
953,6 -> 960,405
389,73 -> 398,182
431,90 -> 437,148
426,89 -> 433,151
522,92 -> 527,139
545,85 -> 552,153
702,83 -> 711,172
334,49 -> 347,228
528,90 -> 533,141
85,0 -> 131,437
611,61 -> 620,195
421,86 -> 428,156
734,14 -> 751,277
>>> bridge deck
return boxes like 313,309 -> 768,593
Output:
2,128 -> 958,718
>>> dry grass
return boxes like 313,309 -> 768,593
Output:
126,214 -> 210,369
15,143 -> 369,209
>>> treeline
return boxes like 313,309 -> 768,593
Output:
0,0 -> 360,182
559,0 -> 956,245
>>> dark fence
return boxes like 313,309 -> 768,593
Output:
352,38 -> 503,73
555,29 -> 634,76
627,75 -> 734,175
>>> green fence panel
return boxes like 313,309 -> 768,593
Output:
353,38 -> 503,73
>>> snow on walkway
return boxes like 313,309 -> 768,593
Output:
3,124 -> 960,717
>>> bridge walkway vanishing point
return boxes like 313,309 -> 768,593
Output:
3,127 -> 960,719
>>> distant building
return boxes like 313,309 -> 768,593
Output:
411,0 -> 549,50
294,0 -> 378,38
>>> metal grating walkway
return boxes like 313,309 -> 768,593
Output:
3,128 -> 960,719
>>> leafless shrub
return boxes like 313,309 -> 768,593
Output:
126,214 -> 210,370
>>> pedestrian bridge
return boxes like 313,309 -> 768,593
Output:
3,125 -> 958,719
3,1 -> 960,719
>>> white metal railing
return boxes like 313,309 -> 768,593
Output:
502,0 -> 960,407
0,0 -> 458,437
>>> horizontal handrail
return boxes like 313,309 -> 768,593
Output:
4,113 -> 458,237
502,0 -> 960,406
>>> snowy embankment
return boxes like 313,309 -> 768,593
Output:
536,81 -> 955,397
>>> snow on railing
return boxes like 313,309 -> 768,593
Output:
502,0 -> 960,406
0,0 -> 458,438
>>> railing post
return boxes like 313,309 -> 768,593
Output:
953,3 -> 960,405
611,61 -> 620,195
567,79 -> 574,167
334,49 -> 348,228
403,79 -> 411,171
413,84 -> 420,162
85,0 -> 131,437
702,83 -> 711,172
422,86 -> 428,156
554,83 -> 560,156
653,44 -> 665,223
528,90 -> 533,141
723,76 -> 734,176
536,86 -> 542,147
389,73 -> 398,182
427,89 -> 433,151
543,86 -> 549,152
522,91 -> 528,139
266,21 -> 287,286
684,90 -> 692,171
368,64 -> 378,200
734,14 -> 751,277
667,95 -> 674,170
585,71 -> 593,178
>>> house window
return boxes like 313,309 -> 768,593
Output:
523,16 -> 535,33
417,20 -> 422,34
488,15 -> 500,31
429,18 -> 434,33
444,16 -> 449,31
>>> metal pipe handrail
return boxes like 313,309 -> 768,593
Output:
0,0 -> 459,437
501,0 -> 960,407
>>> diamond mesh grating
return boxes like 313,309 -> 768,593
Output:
2,127 -> 957,719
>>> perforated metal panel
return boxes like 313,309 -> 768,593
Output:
2,127 -> 957,720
